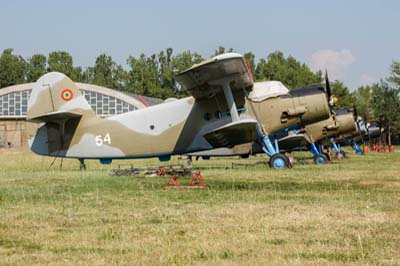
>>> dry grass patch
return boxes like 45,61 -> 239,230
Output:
0,148 -> 399,265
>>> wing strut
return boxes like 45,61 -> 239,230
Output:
222,81 -> 240,122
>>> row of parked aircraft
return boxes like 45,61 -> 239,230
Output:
26,53 -> 381,169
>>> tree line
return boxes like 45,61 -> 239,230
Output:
0,47 -> 399,140
0,47 -> 323,98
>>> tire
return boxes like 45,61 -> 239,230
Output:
335,150 -> 347,159
269,154 -> 290,169
313,154 -> 327,165
322,152 -> 332,162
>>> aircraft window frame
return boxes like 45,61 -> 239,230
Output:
0,91 -> 28,117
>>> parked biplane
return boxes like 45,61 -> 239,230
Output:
187,71 -> 363,164
27,53 -> 333,169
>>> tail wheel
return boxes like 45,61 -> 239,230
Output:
313,154 -> 327,165
269,154 -> 290,169
335,150 -> 347,159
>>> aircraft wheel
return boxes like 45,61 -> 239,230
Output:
313,154 -> 327,165
79,163 -> 86,171
335,150 -> 347,160
79,159 -> 87,171
269,154 -> 290,169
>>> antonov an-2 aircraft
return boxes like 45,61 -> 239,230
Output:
27,53 -> 332,169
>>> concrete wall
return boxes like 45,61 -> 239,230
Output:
0,120 -> 36,149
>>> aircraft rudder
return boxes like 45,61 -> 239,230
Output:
27,72 -> 95,121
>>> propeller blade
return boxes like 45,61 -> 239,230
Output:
352,104 -> 363,135
325,69 -> 332,99
353,104 -> 358,121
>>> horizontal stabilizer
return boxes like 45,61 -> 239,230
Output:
203,119 -> 258,148
28,110 -> 82,123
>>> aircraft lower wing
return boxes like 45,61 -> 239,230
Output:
278,134 -> 311,151
203,119 -> 258,148
187,144 -> 253,157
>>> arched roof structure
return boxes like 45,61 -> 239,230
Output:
0,83 -> 161,119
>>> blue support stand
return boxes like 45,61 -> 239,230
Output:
256,125 -> 290,169
317,143 -> 323,154
261,135 -> 278,157
330,137 -> 340,153
350,139 -> 363,155
310,143 -> 320,156
274,138 -> 279,154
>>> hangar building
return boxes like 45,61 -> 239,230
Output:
0,83 -> 162,149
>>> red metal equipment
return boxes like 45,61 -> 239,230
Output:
163,171 -> 207,189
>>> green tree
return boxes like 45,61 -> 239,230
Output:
172,50 -> 203,73
352,84 -> 376,121
126,53 -> 170,98
371,81 -> 400,139
92,53 -> 127,90
26,54 -> 47,82
214,46 -> 234,56
48,51 -> 79,81
254,58 -> 268,81
254,51 -> 321,89
388,60 -> 400,87
171,50 -> 203,97
331,80 -> 353,109
81,67 -> 95,84
158,48 -> 174,90
0,48 -> 26,88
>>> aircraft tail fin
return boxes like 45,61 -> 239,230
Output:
27,72 -> 95,122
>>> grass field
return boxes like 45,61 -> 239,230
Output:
0,148 -> 399,266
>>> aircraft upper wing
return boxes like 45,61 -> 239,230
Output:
175,53 -> 254,100
176,53 -> 258,148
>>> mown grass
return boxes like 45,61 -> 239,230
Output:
0,148 -> 399,265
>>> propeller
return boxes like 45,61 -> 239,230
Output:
325,69 -> 334,108
353,104 -> 363,137
352,104 -> 358,120
325,69 -> 332,99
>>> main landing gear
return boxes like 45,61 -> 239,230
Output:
335,149 -> 347,159
349,139 -> 364,155
269,153 -> 290,169
313,154 -> 328,164
309,143 -> 329,165
220,77 -> 290,169
79,158 -> 86,171
258,133 -> 291,169
329,138 -> 347,160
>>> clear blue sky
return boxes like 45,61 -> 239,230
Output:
1,0 -> 399,90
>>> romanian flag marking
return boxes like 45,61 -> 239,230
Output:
61,89 -> 73,101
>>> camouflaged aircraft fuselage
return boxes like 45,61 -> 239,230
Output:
29,87 -> 330,159
27,53 -> 331,161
